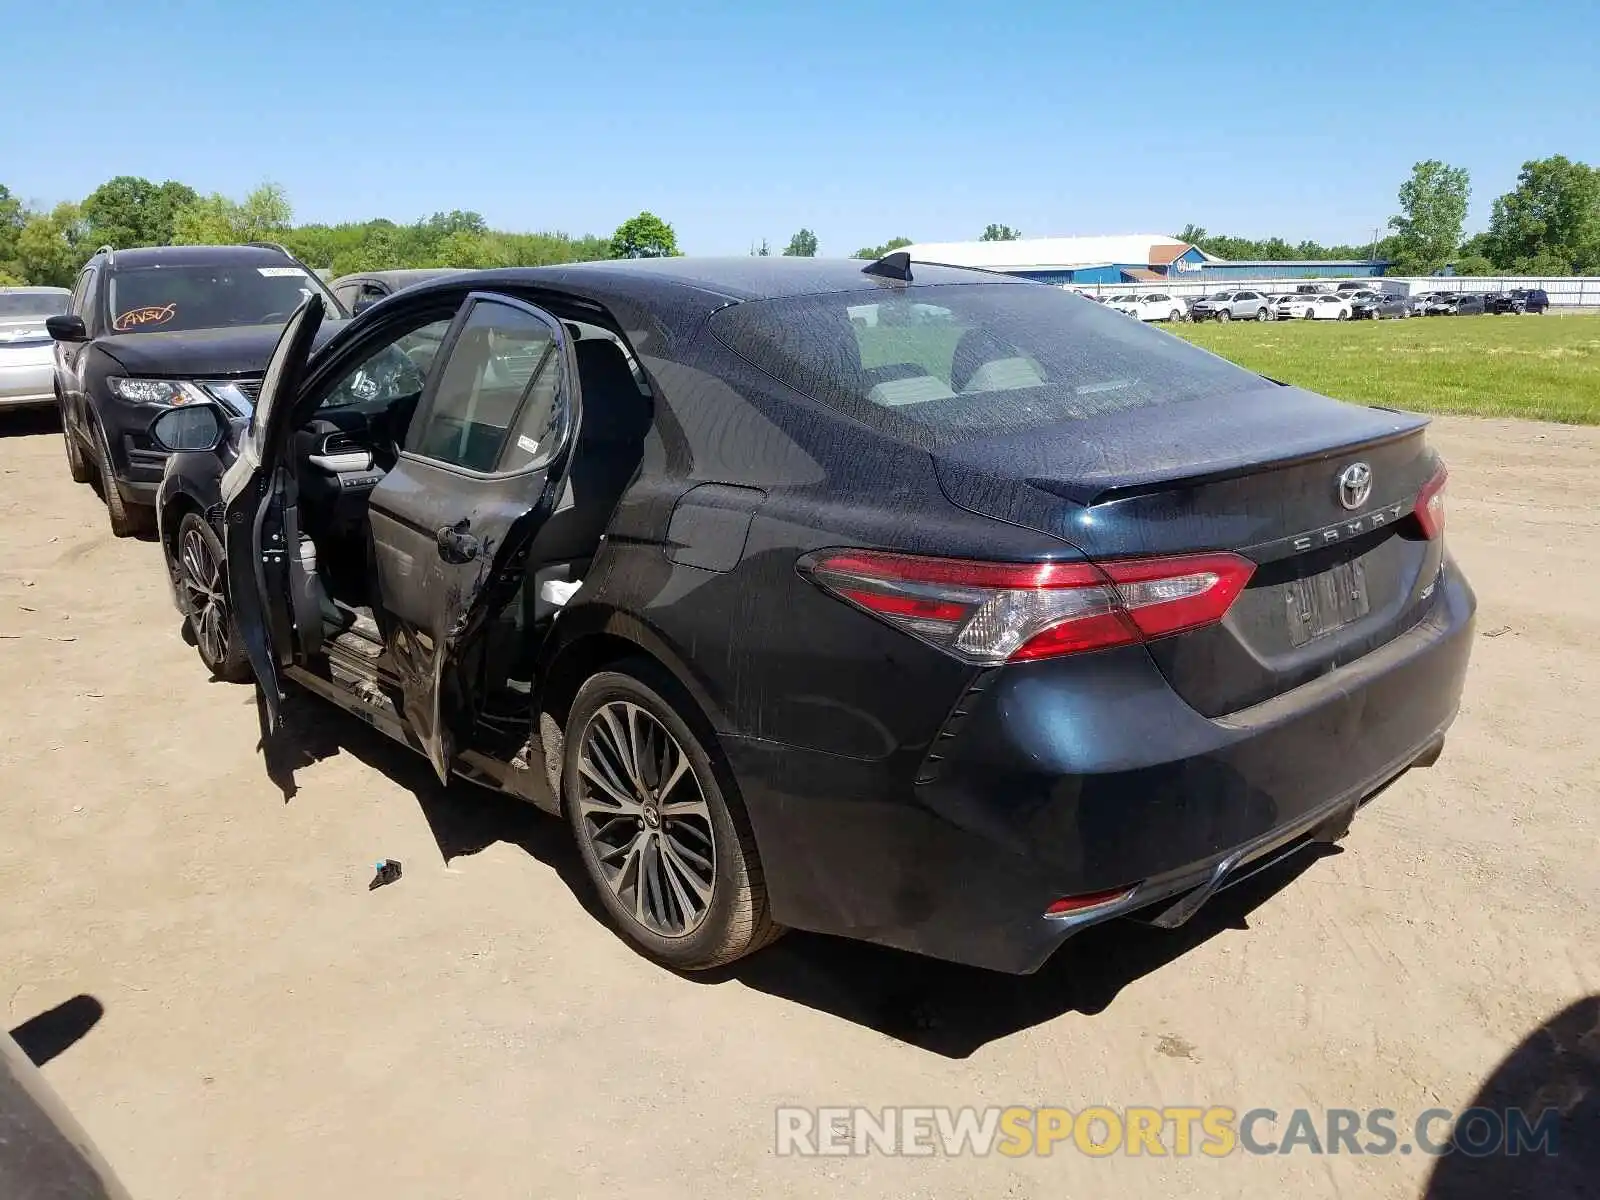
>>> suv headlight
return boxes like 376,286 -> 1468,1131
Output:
105,377 -> 211,406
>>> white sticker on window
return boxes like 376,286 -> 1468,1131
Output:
517,435 -> 540,455
258,267 -> 307,277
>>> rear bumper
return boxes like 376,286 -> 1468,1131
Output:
0,359 -> 54,408
730,559 -> 1475,974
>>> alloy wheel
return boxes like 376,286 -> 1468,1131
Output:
576,700 -> 717,937
179,526 -> 229,667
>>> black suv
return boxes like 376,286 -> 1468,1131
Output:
47,243 -> 346,535
1487,288 -> 1551,315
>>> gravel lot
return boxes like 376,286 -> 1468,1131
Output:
1,410 -> 1595,1199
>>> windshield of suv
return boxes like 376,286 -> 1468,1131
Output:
710,282 -> 1267,447
105,264 -> 335,334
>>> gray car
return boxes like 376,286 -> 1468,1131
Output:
0,287 -> 71,409
1187,288 -> 1272,322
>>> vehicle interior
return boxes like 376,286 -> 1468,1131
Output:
282,301 -> 654,729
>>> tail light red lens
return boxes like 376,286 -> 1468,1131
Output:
1415,462 -> 1447,540
1045,887 -> 1138,918
801,548 -> 1255,665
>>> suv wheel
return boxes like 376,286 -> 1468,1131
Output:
91,421 -> 152,538
173,512 -> 252,682
564,665 -> 782,971
1255,307 -> 1268,321
1216,309 -> 1231,323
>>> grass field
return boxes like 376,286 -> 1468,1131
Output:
1175,312 -> 1600,425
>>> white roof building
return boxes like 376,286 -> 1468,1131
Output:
899,235 -> 1211,273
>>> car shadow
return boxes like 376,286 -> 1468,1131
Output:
7,994 -> 104,1068
255,691 -> 1344,1055
0,407 -> 61,438
261,692 -> 610,925
698,848 -> 1333,1058
1423,993 -> 1599,1200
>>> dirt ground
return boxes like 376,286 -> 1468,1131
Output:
1,410 -> 1595,1199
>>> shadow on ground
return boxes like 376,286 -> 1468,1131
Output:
7,994 -> 104,1068
1424,993 -> 1600,1200
266,693 -> 1339,1056
0,408 -> 61,439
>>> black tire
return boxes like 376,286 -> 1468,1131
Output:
91,419 -> 153,537
564,664 -> 782,971
61,413 -> 93,484
1255,307 -> 1269,321
1169,309 -> 1182,323
172,511 -> 253,683
1216,309 -> 1231,323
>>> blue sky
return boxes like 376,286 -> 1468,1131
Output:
4,0 -> 1595,254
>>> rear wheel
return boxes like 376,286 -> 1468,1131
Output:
565,665 -> 782,971
1337,309 -> 1350,321
1255,307 -> 1269,321
1169,309 -> 1182,322
173,512 -> 252,682
91,420 -> 153,538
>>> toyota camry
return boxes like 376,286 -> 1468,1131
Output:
149,255 -> 1474,974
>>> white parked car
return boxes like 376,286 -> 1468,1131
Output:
1273,294 -> 1314,320
1107,292 -> 1188,322
1305,294 -> 1353,321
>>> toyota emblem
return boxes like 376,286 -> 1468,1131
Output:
1338,462 -> 1373,510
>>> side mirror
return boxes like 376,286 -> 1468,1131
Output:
45,314 -> 88,342
150,404 -> 227,453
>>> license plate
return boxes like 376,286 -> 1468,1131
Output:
1285,560 -> 1370,646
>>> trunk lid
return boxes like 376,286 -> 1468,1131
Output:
934,385 -> 1446,715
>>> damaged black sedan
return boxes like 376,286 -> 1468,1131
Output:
152,257 -> 1474,974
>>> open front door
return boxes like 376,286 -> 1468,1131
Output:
220,294 -> 326,735
365,292 -> 578,782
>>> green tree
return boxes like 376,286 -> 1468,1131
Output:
979,223 -> 1022,241
854,236 -> 913,260
171,183 -> 292,246
0,184 -> 28,272
1175,223 -> 1208,248
81,176 -> 198,249
1512,251 -> 1579,276
609,211 -> 678,258
16,203 -> 90,287
783,227 -> 818,257
1387,160 -> 1471,275
1487,155 -> 1600,272
1450,255 -> 1496,276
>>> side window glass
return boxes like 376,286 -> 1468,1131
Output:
69,270 -> 90,316
319,317 -> 452,411
408,300 -> 558,473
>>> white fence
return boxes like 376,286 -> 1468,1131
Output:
1069,276 -> 1600,310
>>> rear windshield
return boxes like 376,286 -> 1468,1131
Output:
709,282 -> 1265,445
0,292 -> 68,319
105,264 -> 332,334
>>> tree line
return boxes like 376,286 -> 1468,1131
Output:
0,176 -> 682,287
1174,156 -> 1600,276
3,155 -> 1597,288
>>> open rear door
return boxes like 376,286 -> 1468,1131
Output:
220,294 -> 326,735
365,292 -> 579,782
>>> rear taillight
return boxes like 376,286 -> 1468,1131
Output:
1415,463 -> 1447,540
800,549 -> 1255,665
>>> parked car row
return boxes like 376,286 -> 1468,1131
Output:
34,245 -> 1475,980
1085,281 -> 1552,323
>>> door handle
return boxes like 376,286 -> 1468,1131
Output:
435,521 -> 480,563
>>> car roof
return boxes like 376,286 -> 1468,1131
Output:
381,256 -> 1028,329
331,268 -> 470,288
95,244 -> 297,268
